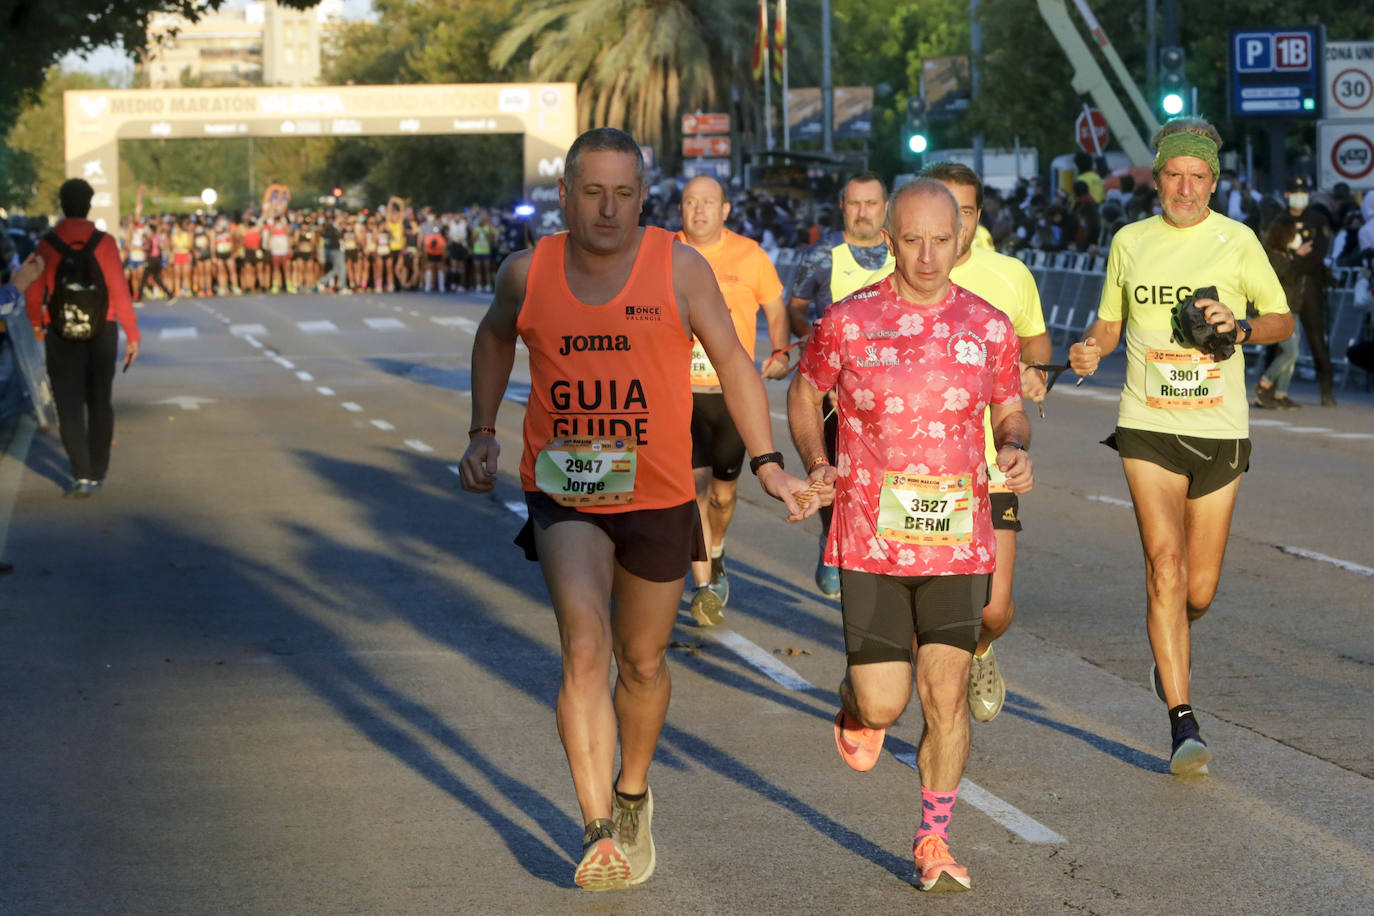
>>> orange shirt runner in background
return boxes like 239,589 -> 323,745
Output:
675,227 -> 783,389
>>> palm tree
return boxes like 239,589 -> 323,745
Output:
492,0 -> 764,165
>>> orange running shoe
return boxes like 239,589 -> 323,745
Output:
913,834 -> 971,892
833,708 -> 885,772
573,819 -> 631,891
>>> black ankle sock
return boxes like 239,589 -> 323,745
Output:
613,771 -> 646,802
1169,704 -> 1200,742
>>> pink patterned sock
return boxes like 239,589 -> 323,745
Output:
915,785 -> 958,842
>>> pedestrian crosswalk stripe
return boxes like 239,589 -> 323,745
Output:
160,327 -> 198,340
298,320 -> 339,333
364,317 -> 408,330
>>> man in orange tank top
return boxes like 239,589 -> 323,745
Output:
459,128 -> 821,892
676,175 -> 791,626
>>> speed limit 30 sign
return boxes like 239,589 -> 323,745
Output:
1324,41 -> 1374,117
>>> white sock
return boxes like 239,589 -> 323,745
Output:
710,542 -> 724,559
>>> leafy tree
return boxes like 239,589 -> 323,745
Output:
0,0 -> 320,128
322,0 -> 529,208
492,0 -> 770,170
3,69 -> 117,212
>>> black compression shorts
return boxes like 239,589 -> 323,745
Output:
1105,427 -> 1250,499
839,570 -> 990,664
689,392 -> 746,481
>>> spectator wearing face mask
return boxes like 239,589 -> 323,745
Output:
1282,177 -> 1335,406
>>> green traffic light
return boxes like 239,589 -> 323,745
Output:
1303,97 -> 1315,111
1162,92 -> 1185,116
908,134 -> 928,154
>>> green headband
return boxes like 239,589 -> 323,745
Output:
1153,132 -> 1219,178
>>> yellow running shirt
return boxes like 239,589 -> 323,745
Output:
676,228 -> 784,390
951,245 -> 1046,488
1098,211 -> 1286,438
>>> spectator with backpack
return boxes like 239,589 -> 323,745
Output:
24,178 -> 140,498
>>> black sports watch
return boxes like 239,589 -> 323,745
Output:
749,451 -> 785,475
1236,319 -> 1252,343
1000,441 -> 1027,452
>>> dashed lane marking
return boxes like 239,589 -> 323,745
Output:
295,371 -> 313,382
341,402 -> 363,413
160,327 -> 198,340
231,324 -> 269,337
405,439 -> 434,453
371,419 -> 395,431
364,317 -> 408,331
1086,494 -> 1132,508
316,386 -> 335,396
298,320 -> 339,334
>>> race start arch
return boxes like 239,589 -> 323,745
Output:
63,82 -> 578,234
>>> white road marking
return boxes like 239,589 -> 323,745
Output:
408,310 -> 421,317
295,371 -> 314,382
1248,418 -> 1286,427
1282,426 -> 1333,434
431,315 -> 479,332
1277,546 -> 1374,577
298,320 -> 339,334
370,419 -> 395,431
341,401 -> 363,412
245,337 -> 264,349
365,317 -> 408,331
316,386 -> 335,396
160,327 -> 198,340
231,324 -> 269,337
273,357 -> 296,369
504,500 -> 528,519
1329,432 -> 1374,440
702,630 -> 814,691
770,411 -> 788,422
1087,494 -> 1132,508
154,396 -> 216,411
953,773 -> 1067,845
405,439 -> 434,453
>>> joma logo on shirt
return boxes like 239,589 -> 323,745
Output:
559,334 -> 631,355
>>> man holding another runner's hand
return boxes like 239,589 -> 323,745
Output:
459,128 -> 819,892
789,179 -> 1031,893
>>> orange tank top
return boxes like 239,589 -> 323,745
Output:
517,228 -> 694,512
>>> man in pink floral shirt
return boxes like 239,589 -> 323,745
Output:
787,179 -> 1032,893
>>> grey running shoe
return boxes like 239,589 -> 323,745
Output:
1253,384 -> 1277,409
574,819 -> 631,891
968,645 -> 1006,722
708,553 -> 729,605
612,785 -> 655,885
1170,723 -> 1211,777
689,586 -> 724,627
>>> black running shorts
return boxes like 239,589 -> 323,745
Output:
1105,426 -> 1250,499
990,492 -> 1022,532
516,491 -> 705,583
689,392 -> 746,481
839,570 -> 990,664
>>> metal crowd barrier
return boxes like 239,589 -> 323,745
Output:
1016,249 -> 1371,389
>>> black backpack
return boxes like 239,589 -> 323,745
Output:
43,230 -> 108,341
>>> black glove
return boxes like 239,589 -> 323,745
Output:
1170,285 -> 1236,361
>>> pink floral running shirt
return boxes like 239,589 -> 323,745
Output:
799,277 -> 1021,577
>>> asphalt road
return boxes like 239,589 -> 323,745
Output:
1,289 -> 1371,915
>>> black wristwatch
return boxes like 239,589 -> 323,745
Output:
1000,441 -> 1027,452
1236,319 -> 1252,343
749,451 -> 785,475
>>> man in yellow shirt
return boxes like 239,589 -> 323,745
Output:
922,161 -> 1050,724
1070,118 -> 1291,776
677,175 -> 791,625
